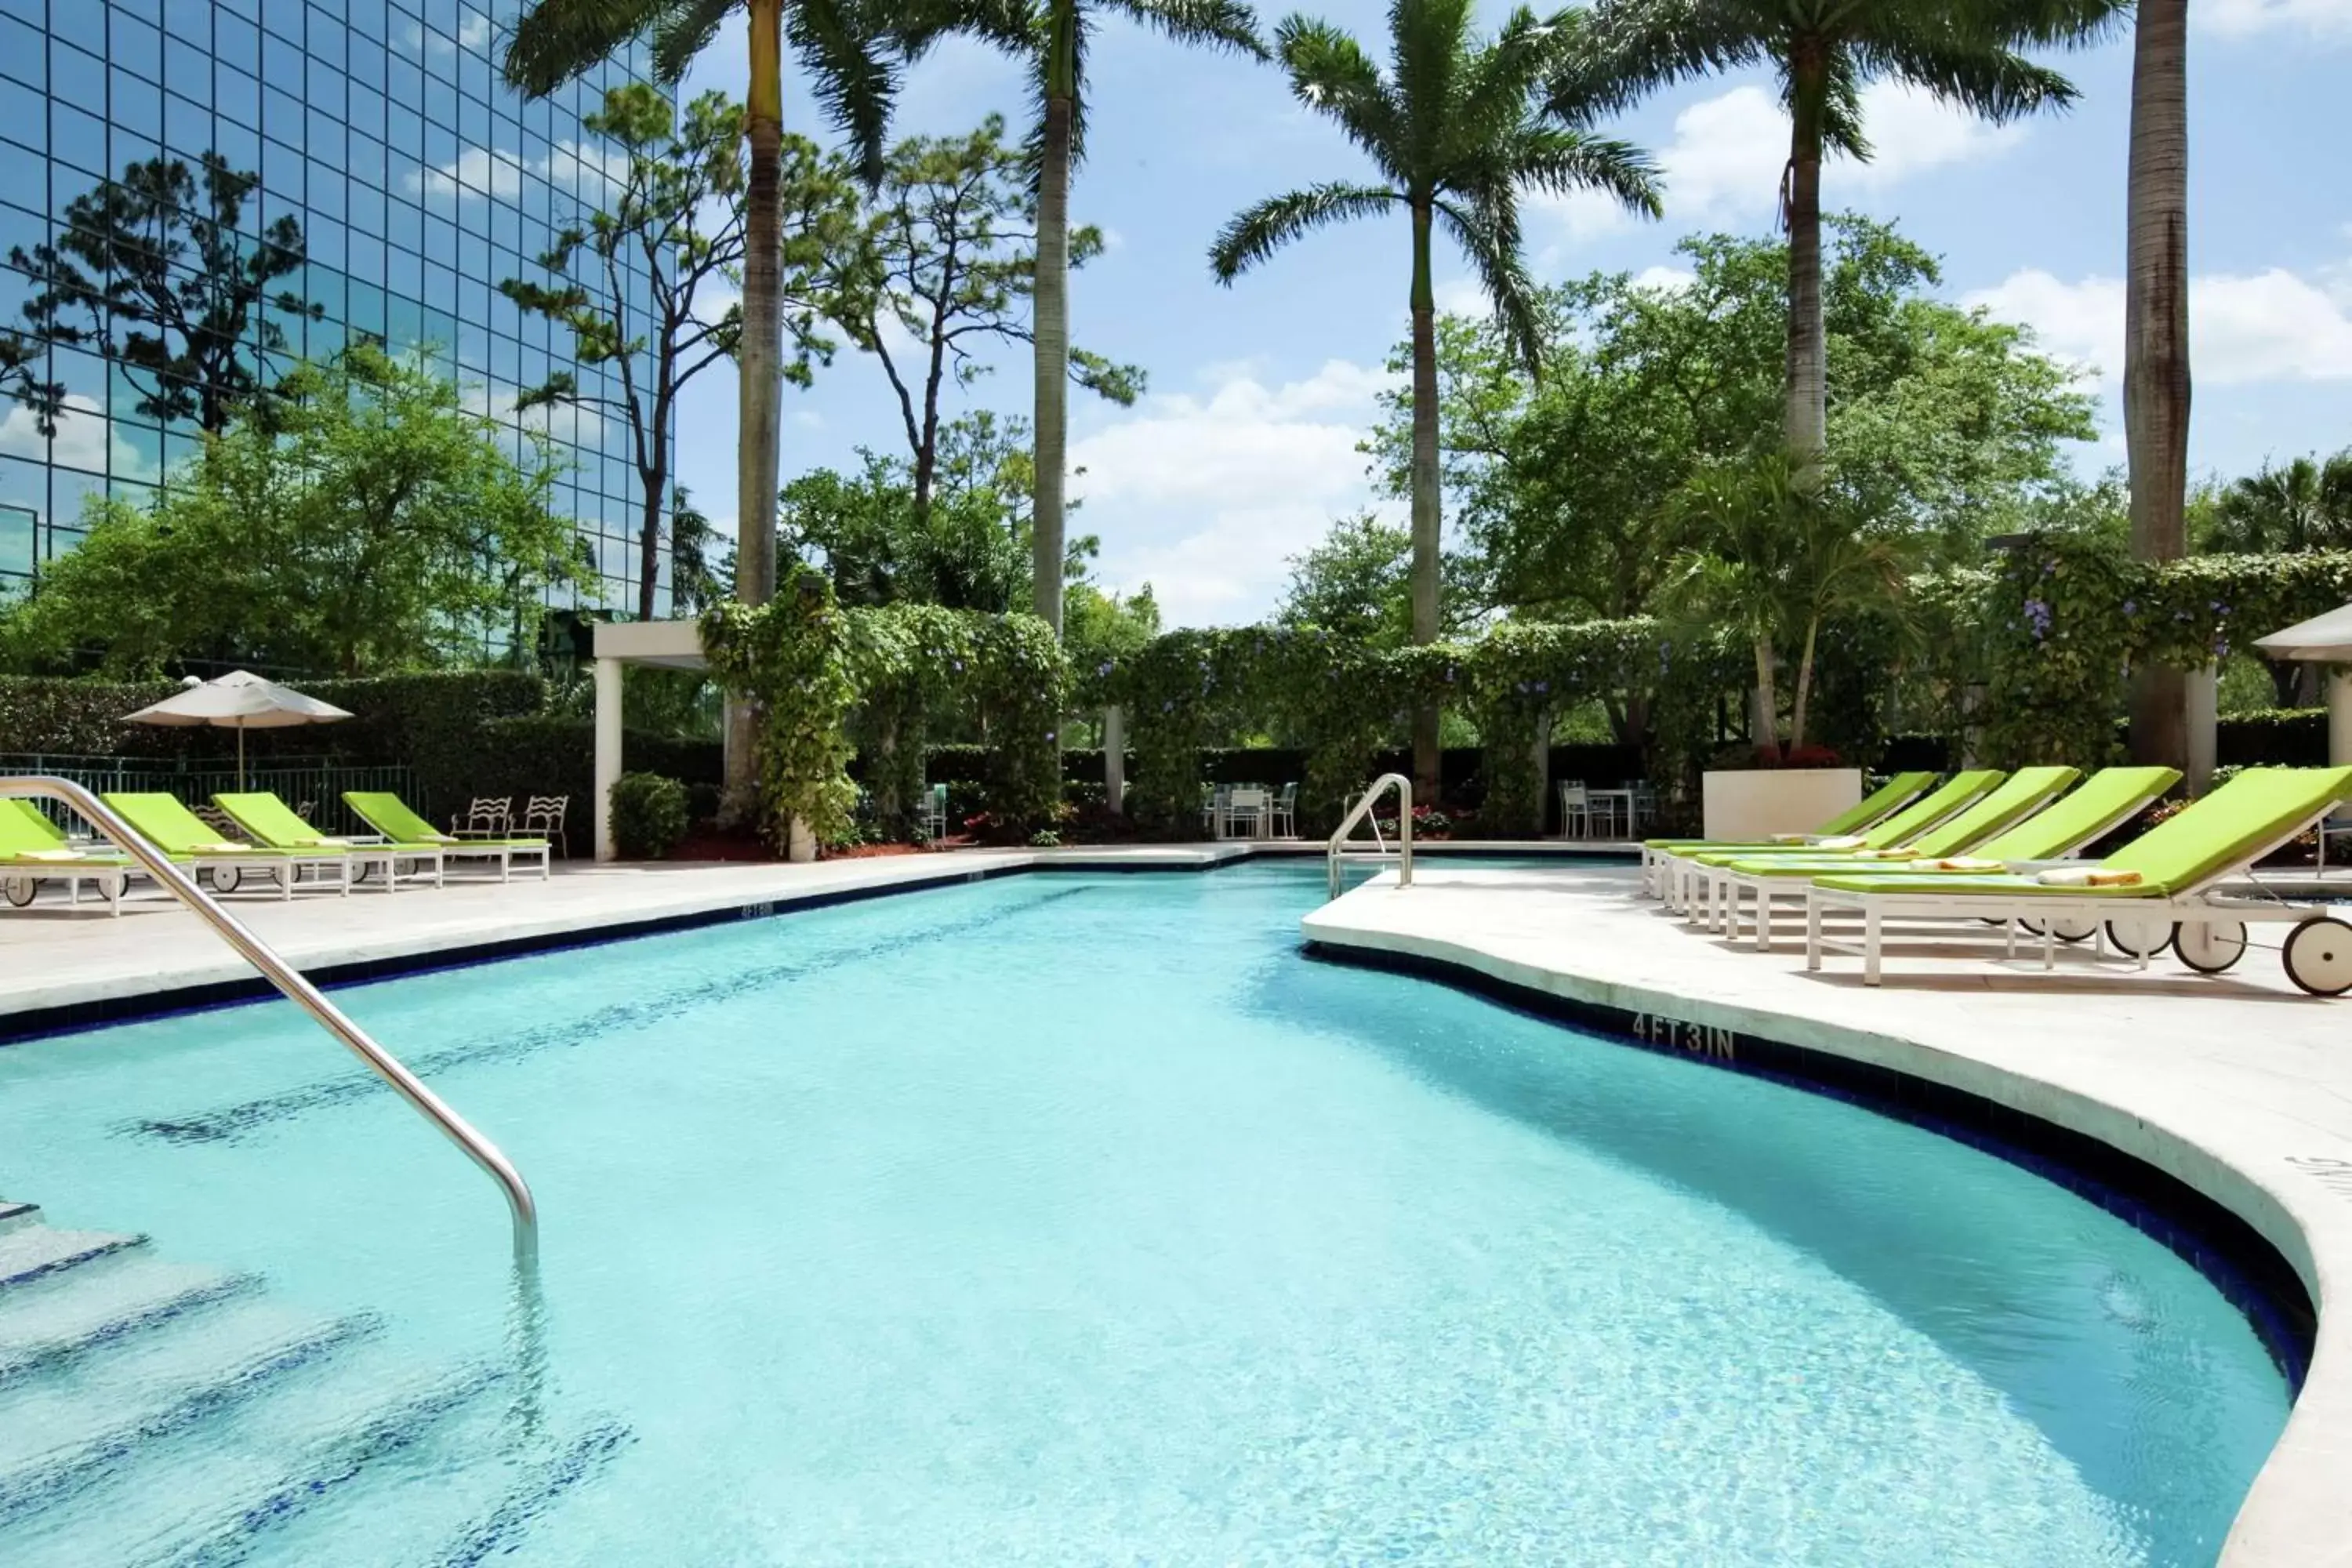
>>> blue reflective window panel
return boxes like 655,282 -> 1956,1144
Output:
215,9 -> 259,69
114,12 -> 165,82
0,12 -> 42,89
112,67 -> 163,141
217,64 -> 260,129
0,77 -> 45,160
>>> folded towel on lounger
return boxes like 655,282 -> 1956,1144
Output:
1911,856 -> 2002,872
2034,867 -> 2143,887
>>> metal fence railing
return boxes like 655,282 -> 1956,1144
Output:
0,755 -> 420,839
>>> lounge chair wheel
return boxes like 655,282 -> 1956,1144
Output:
2,875 -> 34,907
212,866 -> 241,895
2282,916 -> 2352,996
2175,920 -> 2247,975
2020,916 -> 2095,943
2104,916 -> 2174,960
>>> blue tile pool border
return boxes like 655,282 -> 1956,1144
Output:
1301,936 -> 2318,1395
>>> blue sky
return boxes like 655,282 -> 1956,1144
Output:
670,0 -> 2352,626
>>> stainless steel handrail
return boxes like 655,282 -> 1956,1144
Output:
2,776 -> 539,1269
1327,771 -> 1414,899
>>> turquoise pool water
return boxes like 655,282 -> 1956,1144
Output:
0,863 -> 2292,1564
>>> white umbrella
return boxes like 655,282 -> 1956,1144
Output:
2254,602 -> 2352,662
122,670 -> 354,789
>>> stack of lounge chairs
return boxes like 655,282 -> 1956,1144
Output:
0,789 -> 550,917
1642,765 -> 2352,996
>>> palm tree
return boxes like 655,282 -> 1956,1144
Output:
954,1 -> 1265,638
503,0 -> 904,812
2206,453 -> 2352,557
1588,0 -> 2118,495
1210,0 -> 1661,800
2123,0 -> 2188,771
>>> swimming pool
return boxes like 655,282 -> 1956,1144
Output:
0,862 -> 2292,1564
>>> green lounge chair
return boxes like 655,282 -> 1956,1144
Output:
1804,766 -> 2352,992
0,800 -> 132,915
343,792 -> 550,881
102,792 -> 351,900
213,792 -> 441,891
1701,766 -> 2081,950
1671,770 -> 2007,927
1639,769 -> 1936,895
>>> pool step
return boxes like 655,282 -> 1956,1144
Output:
0,1255 -> 262,1388
249,1396 -> 633,1568
0,1223 -> 146,1290
0,1300 -> 382,1525
0,1217 -> 619,1564
0,1354 -> 509,1568
0,1201 -> 38,1237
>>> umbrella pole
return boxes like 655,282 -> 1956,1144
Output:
238,722 -> 246,791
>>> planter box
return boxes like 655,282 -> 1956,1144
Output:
1702,768 -> 1862,842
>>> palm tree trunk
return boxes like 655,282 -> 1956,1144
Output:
724,0 -> 786,821
1783,49 -> 1828,497
1752,635 -> 1779,757
1791,615 -> 1819,751
1408,198 -> 1443,804
1031,79 -> 1073,637
2125,0 -> 2190,771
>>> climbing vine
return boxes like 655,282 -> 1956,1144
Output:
701,565 -> 861,850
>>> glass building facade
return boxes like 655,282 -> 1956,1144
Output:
0,0 -> 673,617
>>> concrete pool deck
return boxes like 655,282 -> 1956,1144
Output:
1304,860 -> 2352,1568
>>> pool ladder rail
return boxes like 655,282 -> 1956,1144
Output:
0,775 -> 539,1272
1327,771 -> 1415,900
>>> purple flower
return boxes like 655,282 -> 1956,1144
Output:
1097,660 -> 1113,677
2122,599 -> 2137,615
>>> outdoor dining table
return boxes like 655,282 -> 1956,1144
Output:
1585,787 -> 1638,837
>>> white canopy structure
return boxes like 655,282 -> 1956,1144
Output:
2254,603 -> 2352,766
590,619 -> 710,862
122,670 -> 354,787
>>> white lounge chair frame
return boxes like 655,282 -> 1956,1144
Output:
1802,802 -> 2344,987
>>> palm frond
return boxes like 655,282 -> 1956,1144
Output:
1447,5 -> 1578,164
505,0 -> 677,96
1207,181 -> 1400,283
792,0 -> 907,185
651,0 -> 736,85
1501,124 -> 1660,218
1432,194 -> 1543,376
1105,0 -> 1269,60
1568,0 -> 1773,118
1276,15 -> 1404,167
1388,0 -> 1477,169
1851,33 -> 2078,124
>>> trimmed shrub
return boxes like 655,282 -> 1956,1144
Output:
608,772 -> 690,859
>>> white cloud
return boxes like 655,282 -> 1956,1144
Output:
1071,359 -> 1398,626
1633,264 -> 1695,294
411,140 -> 632,204
2201,0 -> 2352,36
1545,81 -> 2028,241
1965,263 -> 2352,387
0,396 -> 161,484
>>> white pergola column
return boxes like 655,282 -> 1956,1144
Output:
593,655 -> 623,862
2185,662 -> 2218,794
2331,669 -> 2352,766
1102,705 -> 1125,811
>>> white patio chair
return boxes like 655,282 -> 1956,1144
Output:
1225,786 -> 1269,839
522,795 -> 571,858
1559,781 -> 1591,839
1203,784 -> 1232,838
1270,782 -> 1298,839
2320,813 -> 2352,869
919,782 -> 949,841
452,797 -> 514,839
